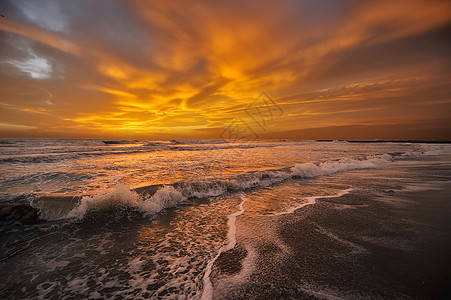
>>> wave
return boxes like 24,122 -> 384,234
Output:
0,172 -> 92,188
421,145 -> 447,156
4,140 -> 439,164
291,154 -> 393,178
0,148 -> 161,164
0,151 -> 409,224
0,142 -> 305,164
169,139 -> 230,145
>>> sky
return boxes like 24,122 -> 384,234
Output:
0,0 -> 450,139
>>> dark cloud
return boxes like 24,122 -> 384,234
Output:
0,0 -> 450,138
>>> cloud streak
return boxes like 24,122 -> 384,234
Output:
0,0 -> 450,138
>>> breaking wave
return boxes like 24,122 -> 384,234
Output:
0,151 -> 428,222
291,154 -> 393,178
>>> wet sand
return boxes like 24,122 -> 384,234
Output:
221,169 -> 451,298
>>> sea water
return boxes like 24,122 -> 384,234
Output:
0,139 -> 449,298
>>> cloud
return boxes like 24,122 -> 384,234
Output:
0,19 -> 83,56
3,46 -> 54,79
13,0 -> 68,33
0,0 -> 450,138
0,122 -> 38,131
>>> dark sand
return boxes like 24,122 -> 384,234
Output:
220,158 -> 451,299
214,246 -> 248,275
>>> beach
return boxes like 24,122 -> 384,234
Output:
217,155 -> 451,299
0,140 -> 450,299
2,0 -> 451,298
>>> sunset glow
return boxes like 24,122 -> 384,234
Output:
1,0 -> 450,139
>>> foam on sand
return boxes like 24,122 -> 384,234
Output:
272,188 -> 353,216
201,196 -> 246,300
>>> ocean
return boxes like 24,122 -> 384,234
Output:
0,139 -> 450,299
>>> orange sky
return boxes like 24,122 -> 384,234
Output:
0,0 -> 450,139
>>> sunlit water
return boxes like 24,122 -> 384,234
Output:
0,139 -> 449,299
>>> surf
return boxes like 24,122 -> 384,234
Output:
1,150 -> 424,223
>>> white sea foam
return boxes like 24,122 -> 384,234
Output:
313,222 -> 366,253
273,188 -> 353,216
291,155 -> 393,178
142,186 -> 185,214
61,184 -> 186,220
421,145 -> 447,156
34,150 -> 425,221
201,196 -> 246,300
298,284 -> 347,300
65,184 -> 141,219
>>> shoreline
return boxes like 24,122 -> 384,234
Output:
219,158 -> 451,299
